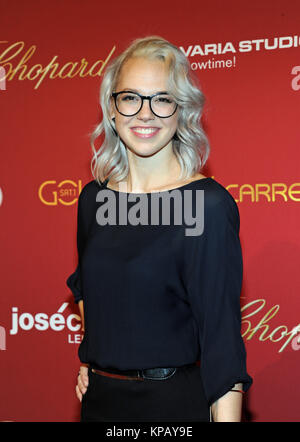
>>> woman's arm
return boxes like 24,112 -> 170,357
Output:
185,195 -> 253,415
211,382 -> 243,422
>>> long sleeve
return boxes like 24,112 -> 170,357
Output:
185,191 -> 253,406
66,185 -> 91,304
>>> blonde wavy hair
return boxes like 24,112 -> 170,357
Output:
90,35 -> 210,185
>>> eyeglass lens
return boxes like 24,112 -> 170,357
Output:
115,92 -> 177,117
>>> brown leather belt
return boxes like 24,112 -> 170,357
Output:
90,362 -> 196,381
91,368 -> 144,381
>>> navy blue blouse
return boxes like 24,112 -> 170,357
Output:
66,177 -> 253,406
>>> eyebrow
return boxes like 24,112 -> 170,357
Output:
118,88 -> 169,95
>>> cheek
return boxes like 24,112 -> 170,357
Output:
167,117 -> 179,135
115,116 -> 131,133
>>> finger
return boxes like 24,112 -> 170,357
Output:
75,385 -> 81,401
79,374 -> 89,392
79,372 -> 89,388
75,385 -> 82,402
77,376 -> 87,394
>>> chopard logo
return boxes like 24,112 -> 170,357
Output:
0,41 -> 116,89
241,298 -> 300,353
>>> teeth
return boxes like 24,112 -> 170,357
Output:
133,128 -> 157,134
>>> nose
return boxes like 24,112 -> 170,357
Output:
137,99 -> 155,121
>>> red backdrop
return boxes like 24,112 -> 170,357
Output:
0,0 -> 299,422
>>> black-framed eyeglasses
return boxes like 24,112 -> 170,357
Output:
111,91 -> 178,118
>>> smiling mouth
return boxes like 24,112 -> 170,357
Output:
130,127 -> 161,138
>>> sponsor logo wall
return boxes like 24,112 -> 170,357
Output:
0,0 -> 299,421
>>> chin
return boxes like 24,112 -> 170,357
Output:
128,147 -> 161,158
124,137 -> 174,157
128,144 -> 168,157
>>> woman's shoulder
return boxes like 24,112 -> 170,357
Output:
193,176 -> 236,207
81,178 -> 103,191
192,176 -> 240,228
78,179 -> 104,206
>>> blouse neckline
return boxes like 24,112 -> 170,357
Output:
99,177 -> 212,195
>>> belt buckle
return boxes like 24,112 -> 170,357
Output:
141,367 -> 177,380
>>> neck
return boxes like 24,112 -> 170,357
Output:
114,143 -> 183,193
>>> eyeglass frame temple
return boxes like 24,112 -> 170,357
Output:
111,91 -> 178,118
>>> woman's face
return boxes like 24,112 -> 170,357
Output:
110,56 -> 179,157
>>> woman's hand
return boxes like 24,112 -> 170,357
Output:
211,383 -> 243,422
76,365 -> 89,402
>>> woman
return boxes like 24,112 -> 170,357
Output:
67,35 -> 253,422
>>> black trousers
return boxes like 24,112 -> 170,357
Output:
81,364 -> 210,422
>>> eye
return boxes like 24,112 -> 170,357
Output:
120,94 -> 140,102
154,95 -> 174,104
